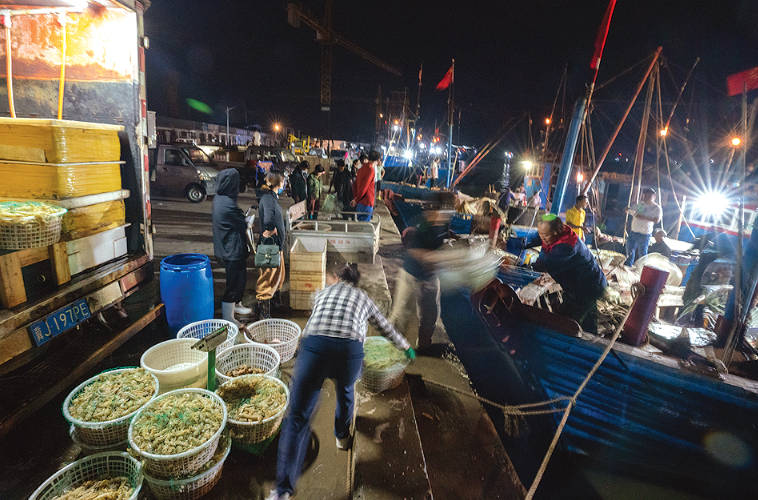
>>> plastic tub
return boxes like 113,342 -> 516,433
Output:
141,339 -> 208,393
215,343 -> 280,386
243,319 -> 302,363
29,452 -> 142,500
160,254 -> 214,335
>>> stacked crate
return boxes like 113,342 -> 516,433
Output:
0,118 -> 127,280
289,238 -> 326,310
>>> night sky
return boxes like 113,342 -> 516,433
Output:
144,0 -> 758,155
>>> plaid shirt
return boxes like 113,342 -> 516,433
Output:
303,282 -> 410,350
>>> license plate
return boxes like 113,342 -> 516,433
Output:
29,299 -> 92,347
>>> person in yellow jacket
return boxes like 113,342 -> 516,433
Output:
565,195 -> 590,240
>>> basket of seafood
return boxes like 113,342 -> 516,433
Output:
215,343 -> 280,386
69,425 -> 128,455
29,451 -> 142,500
243,319 -> 301,363
63,367 -> 159,447
360,336 -> 409,393
215,375 -> 289,445
177,319 -> 239,353
0,201 -> 67,250
142,430 -> 232,500
128,388 -> 227,479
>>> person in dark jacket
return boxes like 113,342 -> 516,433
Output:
256,171 -> 287,319
648,229 -> 672,259
329,159 -> 353,210
290,161 -> 308,204
528,214 -> 607,333
212,168 -> 251,325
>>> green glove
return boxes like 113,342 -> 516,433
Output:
404,348 -> 416,360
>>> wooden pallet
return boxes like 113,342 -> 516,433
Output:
0,242 -> 70,309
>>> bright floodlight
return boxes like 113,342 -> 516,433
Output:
403,150 -> 413,159
545,118 -> 551,125
660,128 -> 668,137
732,137 -> 741,146
698,191 -> 730,218
577,172 -> 584,182
522,160 -> 533,170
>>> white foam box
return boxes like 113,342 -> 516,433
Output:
289,238 -> 326,292
66,224 -> 128,275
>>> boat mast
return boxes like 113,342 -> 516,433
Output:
446,59 -> 455,189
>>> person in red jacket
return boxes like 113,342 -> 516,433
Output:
350,150 -> 381,221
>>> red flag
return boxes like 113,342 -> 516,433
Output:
590,0 -> 617,70
436,65 -> 453,91
727,66 -> 758,96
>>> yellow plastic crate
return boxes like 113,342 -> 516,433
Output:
0,162 -> 122,199
61,199 -> 126,240
0,118 -> 122,163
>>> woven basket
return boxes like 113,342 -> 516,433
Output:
69,425 -> 128,455
0,202 -> 66,250
62,367 -> 159,447
217,375 -> 289,445
215,343 -> 280,386
143,431 -> 232,500
29,452 -> 142,500
360,337 -> 408,393
177,319 -> 238,353
128,388 -> 227,479
243,319 -> 301,363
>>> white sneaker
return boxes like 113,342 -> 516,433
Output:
336,436 -> 351,450
235,302 -> 253,316
265,490 -> 289,500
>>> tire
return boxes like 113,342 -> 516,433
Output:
239,182 -> 247,193
185,184 -> 207,203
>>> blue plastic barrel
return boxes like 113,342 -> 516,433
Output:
160,253 -> 214,335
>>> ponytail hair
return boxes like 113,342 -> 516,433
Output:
266,171 -> 284,188
328,262 -> 360,286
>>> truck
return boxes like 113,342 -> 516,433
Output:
0,1 -> 159,438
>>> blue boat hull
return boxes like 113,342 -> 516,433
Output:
441,281 -> 758,495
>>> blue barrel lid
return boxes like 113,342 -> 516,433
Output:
160,253 -> 211,272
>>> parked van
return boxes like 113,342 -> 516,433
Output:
149,143 -> 221,202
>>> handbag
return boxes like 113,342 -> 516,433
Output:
254,236 -> 281,268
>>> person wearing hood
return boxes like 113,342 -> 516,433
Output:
212,168 -> 251,325
256,171 -> 287,319
527,214 -> 607,333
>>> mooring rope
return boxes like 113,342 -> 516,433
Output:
421,285 -> 642,499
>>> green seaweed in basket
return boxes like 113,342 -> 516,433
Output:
130,392 -> 223,455
68,368 -> 156,422
363,338 -> 406,371
217,376 -> 286,423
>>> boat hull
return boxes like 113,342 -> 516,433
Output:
440,281 -> 758,495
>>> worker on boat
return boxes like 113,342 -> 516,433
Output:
624,187 -> 662,266
565,195 -> 590,241
527,214 -> 607,333
649,228 -> 672,259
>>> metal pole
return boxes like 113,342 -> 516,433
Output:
582,47 -> 662,195
446,60 -> 454,189
551,97 -> 587,215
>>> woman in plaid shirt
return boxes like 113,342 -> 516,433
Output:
269,264 -> 415,500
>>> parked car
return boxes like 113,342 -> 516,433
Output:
149,143 -> 221,202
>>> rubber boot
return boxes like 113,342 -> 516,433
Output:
259,300 -> 271,320
222,301 -> 242,327
235,302 -> 253,316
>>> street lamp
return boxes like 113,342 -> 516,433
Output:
226,106 -> 236,146
274,123 -> 281,145
732,137 -> 741,146
545,118 -> 551,125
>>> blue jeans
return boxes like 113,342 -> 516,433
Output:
355,203 -> 373,221
276,335 -> 364,496
625,231 -> 651,266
